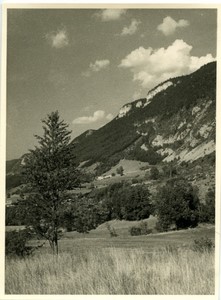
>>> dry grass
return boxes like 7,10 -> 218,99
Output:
5,246 -> 214,295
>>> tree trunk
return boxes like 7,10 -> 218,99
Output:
55,230 -> 58,255
49,239 -> 55,254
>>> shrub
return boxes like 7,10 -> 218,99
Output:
155,220 -> 165,233
116,166 -> 124,176
129,226 -> 141,236
106,223 -> 118,237
6,229 -> 35,257
142,221 -> 153,234
132,178 -> 139,184
192,237 -> 214,253
140,166 -> 149,171
129,221 -> 152,236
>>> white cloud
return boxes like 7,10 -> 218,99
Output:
73,110 -> 113,125
157,16 -> 190,36
119,39 -> 215,89
90,60 -> 110,72
95,9 -> 126,21
82,59 -> 110,77
46,28 -> 69,48
120,19 -> 140,36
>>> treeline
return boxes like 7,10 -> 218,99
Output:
6,178 -> 215,232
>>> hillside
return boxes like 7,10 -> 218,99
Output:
73,62 -> 216,174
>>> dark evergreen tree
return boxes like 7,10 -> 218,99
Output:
22,111 -> 79,254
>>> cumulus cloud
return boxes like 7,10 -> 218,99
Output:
157,16 -> 190,36
82,59 -> 110,77
95,9 -> 126,21
120,19 -> 140,36
73,110 -> 113,125
46,28 -> 69,48
119,39 -> 215,89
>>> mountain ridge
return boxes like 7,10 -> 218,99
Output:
72,61 -> 216,173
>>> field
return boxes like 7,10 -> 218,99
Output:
5,220 -> 215,295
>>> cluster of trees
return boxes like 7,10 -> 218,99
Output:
154,179 -> 200,231
145,164 -> 178,181
7,179 -> 214,233
92,182 -> 152,221
61,196 -> 109,233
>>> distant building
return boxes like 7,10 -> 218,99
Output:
97,174 -> 112,180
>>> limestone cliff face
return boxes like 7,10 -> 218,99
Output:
134,96 -> 215,163
113,62 -> 215,165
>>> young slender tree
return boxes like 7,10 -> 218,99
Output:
23,111 -> 79,254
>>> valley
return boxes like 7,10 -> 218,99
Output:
5,62 -> 216,296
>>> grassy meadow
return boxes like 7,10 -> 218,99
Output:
6,246 -> 214,295
5,220 -> 215,295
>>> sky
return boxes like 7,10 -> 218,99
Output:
6,8 -> 217,160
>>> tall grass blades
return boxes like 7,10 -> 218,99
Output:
5,247 -> 214,295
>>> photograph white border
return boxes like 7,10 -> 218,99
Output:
0,2 -> 220,300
